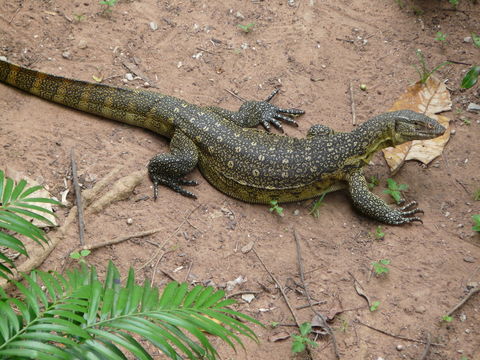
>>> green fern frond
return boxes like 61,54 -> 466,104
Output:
0,169 -> 59,279
0,261 -> 261,359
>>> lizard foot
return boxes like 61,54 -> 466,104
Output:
386,201 -> 424,225
258,89 -> 305,132
151,177 -> 198,200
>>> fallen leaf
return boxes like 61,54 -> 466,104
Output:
382,76 -> 451,173
269,331 -> 290,342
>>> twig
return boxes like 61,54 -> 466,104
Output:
224,89 -> 246,102
296,301 -> 327,310
349,81 -> 356,126
8,4 -> 22,24
446,287 -> 480,317
294,229 -> 340,359
185,261 -> 193,282
226,290 -> 262,299
446,59 -> 472,66
252,248 -> 301,327
419,332 -> 431,360
196,47 -> 216,55
79,228 -> 162,251
355,320 -> 444,347
336,38 -> 354,43
70,149 -> 85,246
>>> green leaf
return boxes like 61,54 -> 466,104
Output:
291,336 -> 306,353
2,178 -> 14,204
461,66 -> 480,89
10,179 -> 27,201
299,322 -> 312,337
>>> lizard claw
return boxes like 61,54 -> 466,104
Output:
151,177 -> 198,200
387,203 -> 424,224
255,90 -> 305,131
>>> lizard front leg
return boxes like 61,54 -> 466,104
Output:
148,131 -> 199,199
347,170 -> 423,225
204,89 -> 304,131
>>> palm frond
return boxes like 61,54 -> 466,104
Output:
0,261 -> 261,359
0,169 -> 59,279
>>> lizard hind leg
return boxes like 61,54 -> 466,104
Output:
147,131 -> 199,200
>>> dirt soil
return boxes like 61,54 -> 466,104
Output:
1,0 -> 480,359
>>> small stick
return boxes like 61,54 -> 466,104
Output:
296,301 -> 327,310
225,89 -> 246,102
355,320 -> 444,347
446,59 -> 472,66
78,228 -> 162,251
446,287 -> 480,317
252,248 -> 301,328
8,5 -> 22,24
294,229 -> 340,359
349,81 -> 356,126
70,149 -> 85,246
185,261 -> 193,282
419,332 -> 431,360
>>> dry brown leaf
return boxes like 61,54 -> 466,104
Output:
382,76 -> 452,172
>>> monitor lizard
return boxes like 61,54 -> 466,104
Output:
0,58 -> 445,224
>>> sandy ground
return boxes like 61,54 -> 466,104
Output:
1,0 -> 479,359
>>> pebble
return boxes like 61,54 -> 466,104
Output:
450,129 -> 456,135
0,56 -> 7,61
414,305 -> 426,314
125,73 -> 134,81
62,51 -> 71,59
467,103 -> 480,112
78,39 -> 87,49
126,218 -> 133,225
293,209 -> 300,216
396,345 -> 404,351
235,11 -> 244,19
463,36 -> 472,43
459,313 -> 467,322
149,21 -> 158,31
463,256 -> 475,263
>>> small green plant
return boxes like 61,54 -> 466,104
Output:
472,214 -> 480,232
309,193 -> 326,218
368,175 -> 379,190
435,31 -> 447,43
472,33 -> 480,48
372,259 -> 391,276
461,117 -> 472,125
383,178 -> 408,204
461,66 -> 480,89
237,23 -> 255,33
449,0 -> 459,6
70,249 -> 91,264
100,0 -> 118,13
370,300 -> 381,312
441,314 -> 453,323
291,322 -> 318,354
473,188 -> 480,201
337,316 -> 349,332
412,6 -> 424,16
269,200 -> 284,216
374,226 -> 385,240
73,13 -> 86,22
414,49 -> 450,84
270,321 -> 279,328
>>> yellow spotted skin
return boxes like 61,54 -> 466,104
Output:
0,59 -> 446,224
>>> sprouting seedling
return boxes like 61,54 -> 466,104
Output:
237,23 -> 255,33
269,200 -> 284,217
435,31 -> 447,43
309,193 -> 326,218
73,13 -> 86,22
472,214 -> 480,233
414,49 -> 450,84
374,226 -> 385,240
370,301 -> 381,312
383,178 -> 408,204
368,175 -> 379,189
372,259 -> 390,276
70,249 -> 91,264
474,188 -> 480,201
291,322 -> 318,354
100,0 -> 118,13
441,314 -> 453,323
449,0 -> 459,7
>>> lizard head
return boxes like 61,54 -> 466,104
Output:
390,110 -> 445,144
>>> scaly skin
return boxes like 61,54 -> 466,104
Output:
0,58 -> 446,224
